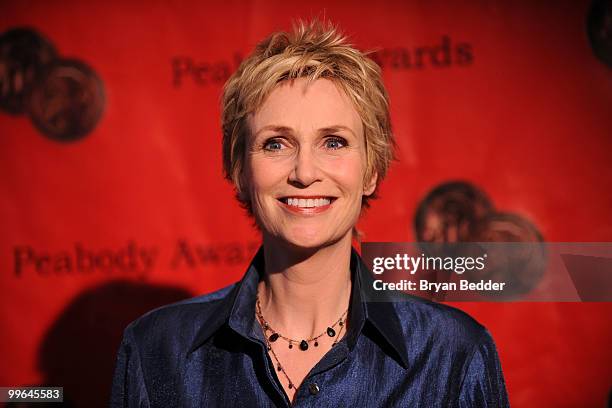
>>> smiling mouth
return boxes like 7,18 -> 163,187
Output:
277,196 -> 337,209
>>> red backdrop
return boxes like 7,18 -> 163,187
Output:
1,1 -> 611,407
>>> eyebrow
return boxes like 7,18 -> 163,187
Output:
254,125 -> 357,137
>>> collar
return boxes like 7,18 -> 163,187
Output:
188,246 -> 410,369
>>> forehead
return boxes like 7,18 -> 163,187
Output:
248,77 -> 363,137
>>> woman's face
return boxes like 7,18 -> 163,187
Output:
243,77 -> 377,250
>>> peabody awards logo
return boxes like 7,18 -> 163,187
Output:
171,36 -> 474,87
0,27 -> 105,142
12,239 -> 260,278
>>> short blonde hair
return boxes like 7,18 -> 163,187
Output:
221,19 -> 395,216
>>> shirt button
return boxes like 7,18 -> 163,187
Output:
308,383 -> 320,395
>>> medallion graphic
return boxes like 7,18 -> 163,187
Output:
0,28 -> 57,114
28,59 -> 105,142
0,27 -> 105,142
587,0 -> 612,67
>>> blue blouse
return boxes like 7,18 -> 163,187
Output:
110,246 -> 509,407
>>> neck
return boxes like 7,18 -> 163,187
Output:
257,233 -> 353,339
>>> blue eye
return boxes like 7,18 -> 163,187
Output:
263,139 -> 283,151
324,137 -> 347,150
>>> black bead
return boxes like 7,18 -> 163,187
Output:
269,333 -> 279,342
277,365 -> 282,371
314,341 -> 318,347
327,327 -> 336,337
299,340 -> 309,351
288,383 -> 293,389
339,321 -> 343,326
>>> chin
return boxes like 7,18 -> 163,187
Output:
278,227 -> 348,252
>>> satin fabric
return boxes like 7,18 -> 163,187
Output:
110,246 -> 509,407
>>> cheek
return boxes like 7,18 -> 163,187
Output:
246,157 -> 288,200
322,157 -> 366,195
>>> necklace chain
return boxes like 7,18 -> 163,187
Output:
255,295 -> 348,391
256,295 -> 347,348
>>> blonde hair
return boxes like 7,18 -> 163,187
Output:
221,19 -> 395,222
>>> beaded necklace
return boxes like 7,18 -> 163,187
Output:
255,295 -> 348,390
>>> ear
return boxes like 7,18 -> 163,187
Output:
363,171 -> 378,196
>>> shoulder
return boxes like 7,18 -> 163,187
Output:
392,296 -> 489,354
389,299 -> 509,405
111,283 -> 239,405
124,282 -> 237,352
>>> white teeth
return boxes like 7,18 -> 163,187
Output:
284,197 -> 332,208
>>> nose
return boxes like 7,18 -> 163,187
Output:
288,146 -> 321,187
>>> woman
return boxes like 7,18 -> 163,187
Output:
111,20 -> 509,407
